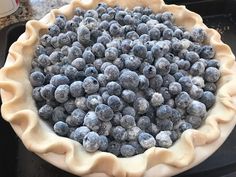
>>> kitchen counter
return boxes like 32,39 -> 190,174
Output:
0,0 -> 71,30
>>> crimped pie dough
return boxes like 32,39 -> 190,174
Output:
1,0 -> 236,176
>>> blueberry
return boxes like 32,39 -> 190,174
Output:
207,59 -> 220,69
34,45 -> 46,57
191,28 -> 206,43
190,61 -> 205,76
121,39 -> 132,54
124,14 -> 134,25
54,84 -> 70,103
82,17 -> 98,30
132,44 -> 147,59
186,115 -> 202,129
138,75 -> 150,90
107,141 -> 121,156
192,76 -> 205,88
91,43 -> 105,58
122,106 -> 136,117
133,97 -> 149,115
75,7 -> 85,16
38,104 -> 53,120
68,46 -> 82,62
48,24 -> 60,36
103,65 -> 120,81
111,112 -> 122,126
82,49 -> 95,64
136,23 -> 148,35
64,99 -> 76,114
113,58 -> 124,70
98,121 -> 112,136
171,40 -> 183,52
121,90 -> 135,104
169,82 -> 182,95
101,91 -> 110,103
145,51 -> 154,64
179,121 -> 192,133
187,100 -> 206,118
173,71 -> 184,81
120,115 -> 136,129
49,51 -> 63,64
107,95 -> 122,112
176,59 -> 191,71
159,87 -> 172,102
77,26 -> 90,47
204,67 -> 220,83
149,75 -> 163,90
126,31 -> 139,40
149,28 -> 161,40
101,62 -> 113,73
185,51 -> 200,64
86,94 -> 103,110
120,144 -> 136,157
38,54 -> 51,67
127,126 -> 142,141
109,23 -> 122,37
73,126 -> 90,143
58,33 -> 71,47
64,65 -> 79,80
95,104 -> 114,122
106,81 -> 122,96
129,141 -> 145,154
40,34 -> 52,47
204,82 -> 216,93
50,74 -> 70,87
66,108 -> 85,126
155,131 -> 172,148
173,28 -> 183,39
55,16 -> 66,30
32,87 -> 44,102
150,92 -> 164,107
122,54 -> 141,71
138,132 -> 156,149
52,106 -> 67,122
71,58 -> 86,71
104,47 -> 118,61
65,20 -> 78,32
82,76 -> 99,94
161,12 -> 174,22
50,36 -> 60,49
83,111 -> 101,131
137,116 -> 151,130
119,70 -> 139,90
178,76 -> 193,92
99,135 -> 109,151
53,121 -> 69,136
83,131 -> 100,152
171,108 -> 182,124
162,28 -> 173,40
155,57 -> 170,75
30,71 -> 45,87
189,85 -> 203,99
162,74 -> 175,87
75,97 -> 88,111
84,9 -> 98,19
69,81 -> 84,98
84,66 -> 98,77
156,105 -> 172,119
200,91 -> 216,109
143,65 -> 156,79
66,31 -> 78,43
40,84 -> 56,101
175,92 -> 192,109
111,126 -> 127,141
147,123 -> 160,136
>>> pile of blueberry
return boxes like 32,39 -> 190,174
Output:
29,3 -> 220,157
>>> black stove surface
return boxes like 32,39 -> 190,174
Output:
1,0 -> 236,177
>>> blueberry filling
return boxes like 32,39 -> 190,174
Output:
30,3 -> 220,157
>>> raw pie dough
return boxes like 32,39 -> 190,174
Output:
1,0 -> 236,176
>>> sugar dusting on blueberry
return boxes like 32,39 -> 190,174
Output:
30,3 -> 220,157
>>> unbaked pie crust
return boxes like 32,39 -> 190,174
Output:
1,0 -> 236,176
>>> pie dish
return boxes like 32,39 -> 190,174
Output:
1,0 -> 236,176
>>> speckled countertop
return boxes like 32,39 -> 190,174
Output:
0,0 -> 72,30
